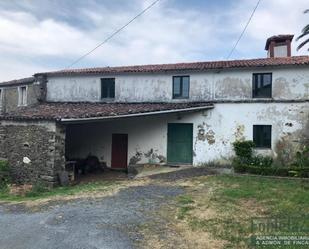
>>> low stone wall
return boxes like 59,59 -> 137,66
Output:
0,120 -> 65,187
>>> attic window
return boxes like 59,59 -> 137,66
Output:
18,86 -> 27,106
101,78 -> 115,99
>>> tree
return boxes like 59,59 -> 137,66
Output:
296,9 -> 309,51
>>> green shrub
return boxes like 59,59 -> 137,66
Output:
232,158 -> 247,173
0,160 -> 10,189
296,167 -> 309,178
0,160 -> 9,172
233,141 -> 255,159
291,146 -> 309,168
25,182 -> 49,197
234,165 -> 309,178
232,140 -> 309,178
232,140 -> 273,171
249,155 -> 273,168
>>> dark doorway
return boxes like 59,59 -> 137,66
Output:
111,134 -> 128,169
167,123 -> 193,164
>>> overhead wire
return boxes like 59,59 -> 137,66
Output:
226,0 -> 262,59
65,0 -> 161,69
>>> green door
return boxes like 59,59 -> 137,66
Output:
167,123 -> 193,164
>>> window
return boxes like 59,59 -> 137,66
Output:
252,73 -> 272,98
253,125 -> 272,148
173,76 -> 189,99
18,86 -> 27,106
101,78 -> 115,99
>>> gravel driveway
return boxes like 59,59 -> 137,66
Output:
0,167 -> 216,249
0,183 -> 183,249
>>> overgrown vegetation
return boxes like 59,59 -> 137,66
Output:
291,145 -> 309,168
232,141 -> 309,177
0,180 -> 117,202
0,159 -> 122,202
174,175 -> 309,248
0,160 -> 10,190
24,182 -> 50,198
233,140 -> 255,160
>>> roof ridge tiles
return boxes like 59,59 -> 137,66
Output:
35,56 -> 309,77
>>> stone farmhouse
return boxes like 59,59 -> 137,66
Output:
0,34 -> 308,186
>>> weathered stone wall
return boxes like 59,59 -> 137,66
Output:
0,120 -> 66,187
1,84 -> 39,113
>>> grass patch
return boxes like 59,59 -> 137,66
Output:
174,175 -> 309,248
177,195 -> 194,205
208,175 -> 309,215
0,181 -> 117,202
189,217 -> 247,246
177,206 -> 195,220
176,195 -> 195,220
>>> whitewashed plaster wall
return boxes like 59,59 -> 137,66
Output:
65,102 -> 309,166
46,66 -> 309,102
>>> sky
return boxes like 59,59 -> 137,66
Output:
0,0 -> 308,81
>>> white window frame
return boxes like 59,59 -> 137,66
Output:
18,86 -> 28,106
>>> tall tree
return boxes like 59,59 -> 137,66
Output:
296,9 -> 309,51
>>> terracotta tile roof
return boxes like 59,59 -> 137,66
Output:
35,56 -> 309,77
0,77 -> 35,86
0,102 -> 213,121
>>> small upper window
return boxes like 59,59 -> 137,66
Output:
18,86 -> 27,106
253,125 -> 272,148
252,73 -> 272,98
173,76 -> 189,99
101,78 -> 115,99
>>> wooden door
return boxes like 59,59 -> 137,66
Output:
111,134 -> 128,169
167,123 -> 193,164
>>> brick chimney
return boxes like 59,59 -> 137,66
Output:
265,34 -> 294,58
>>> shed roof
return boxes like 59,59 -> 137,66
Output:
0,77 -> 35,87
0,102 -> 213,122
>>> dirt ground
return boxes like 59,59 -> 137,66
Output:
0,167 -> 217,249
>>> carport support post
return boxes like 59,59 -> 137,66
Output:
53,122 -> 66,185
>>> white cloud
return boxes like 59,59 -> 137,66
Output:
0,56 -> 47,81
0,10 -> 96,56
231,0 -> 309,57
0,0 -> 308,81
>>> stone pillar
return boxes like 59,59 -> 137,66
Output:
39,122 -> 66,187
54,123 -> 66,176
